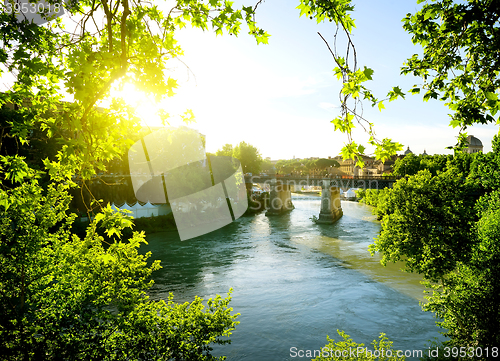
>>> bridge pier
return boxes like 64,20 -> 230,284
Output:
316,181 -> 343,224
266,180 -> 294,216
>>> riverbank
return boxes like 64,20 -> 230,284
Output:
72,212 -> 178,238
72,194 -> 268,237
292,190 -> 321,195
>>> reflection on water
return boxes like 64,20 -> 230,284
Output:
142,195 -> 442,360
291,200 -> 425,301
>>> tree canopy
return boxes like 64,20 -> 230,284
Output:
402,0 -> 500,132
314,158 -> 340,170
370,146 -> 500,348
392,153 -> 452,177
216,141 -> 263,174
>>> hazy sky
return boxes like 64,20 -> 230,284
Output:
158,0 -> 499,159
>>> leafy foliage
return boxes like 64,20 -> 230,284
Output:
370,167 -> 480,282
1,0 -> 268,358
260,158 -> 273,173
273,158 -> 339,175
311,330 -> 406,361
298,0 -> 404,165
233,141 -> 263,174
368,140 -> 500,348
216,141 -> 263,175
402,0 -> 500,130
422,189 -> 500,348
354,188 -> 389,220
306,0 -> 500,164
391,153 -> 452,177
215,143 -> 234,158
0,179 -> 239,359
314,158 -> 340,169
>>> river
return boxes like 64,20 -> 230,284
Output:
141,194 -> 443,360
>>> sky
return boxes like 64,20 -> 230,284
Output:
155,0 -> 499,159
3,0 -> 499,160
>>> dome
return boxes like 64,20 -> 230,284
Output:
404,146 -> 413,155
467,135 -> 482,147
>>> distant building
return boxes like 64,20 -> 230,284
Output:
404,146 -> 413,156
336,155 -> 376,177
376,155 -> 398,174
465,135 -> 483,154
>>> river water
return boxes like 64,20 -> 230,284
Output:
142,194 -> 443,360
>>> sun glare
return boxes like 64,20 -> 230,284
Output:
109,82 -> 200,130
110,83 -> 165,128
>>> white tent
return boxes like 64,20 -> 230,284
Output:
345,189 -> 356,199
111,201 -> 166,218
111,202 -> 134,216
135,201 -> 159,218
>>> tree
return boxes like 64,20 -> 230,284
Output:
370,166 -> 480,282
432,188 -> 500,348
368,146 -> 500,348
1,0 -> 269,358
274,159 -> 288,174
392,154 -> 451,177
314,158 -> 339,170
402,0 -> 500,133
260,158 -> 273,173
232,141 -> 263,174
0,181 -> 239,359
215,144 -> 234,157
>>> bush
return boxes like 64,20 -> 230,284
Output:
312,330 -> 406,360
0,182 -> 238,360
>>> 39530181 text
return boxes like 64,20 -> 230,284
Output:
4,0 -> 62,15
441,346 -> 499,358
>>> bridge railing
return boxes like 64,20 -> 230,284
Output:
244,174 -> 401,181
244,174 -> 401,190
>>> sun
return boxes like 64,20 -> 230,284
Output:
109,82 -> 165,128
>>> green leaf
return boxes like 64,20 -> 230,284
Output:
363,67 -> 374,80
485,92 -> 498,101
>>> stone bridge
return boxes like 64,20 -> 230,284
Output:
255,179 -> 344,224
245,175 -> 400,224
